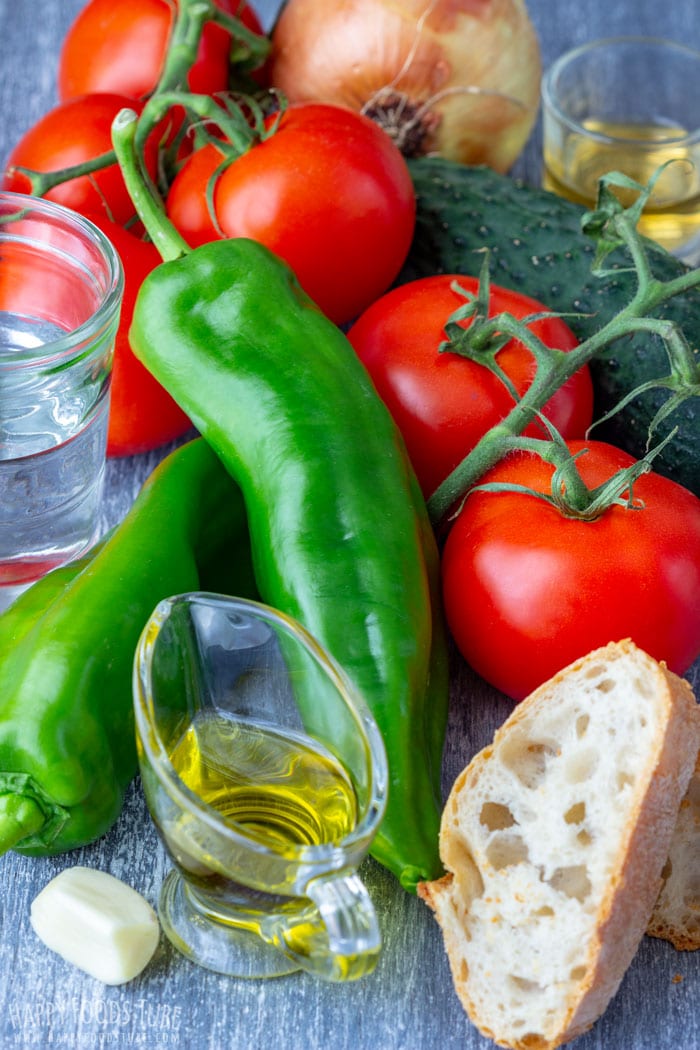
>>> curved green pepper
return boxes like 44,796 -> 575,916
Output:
115,95 -> 450,891
0,438 -> 255,856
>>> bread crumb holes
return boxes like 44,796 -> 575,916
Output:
548,864 -> 592,901
480,802 -> 517,830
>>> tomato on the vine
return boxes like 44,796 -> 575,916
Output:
57,0 -> 265,101
441,440 -> 700,701
83,215 -> 192,457
165,102 -> 416,325
347,275 -> 593,499
2,94 -> 159,227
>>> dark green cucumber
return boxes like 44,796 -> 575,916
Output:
400,157 -> 700,496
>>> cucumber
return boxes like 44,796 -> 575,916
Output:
399,157 -> 700,496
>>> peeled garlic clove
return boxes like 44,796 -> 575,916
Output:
30,866 -> 160,985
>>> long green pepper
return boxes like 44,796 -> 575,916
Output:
0,438 -> 255,855
114,109 -> 450,892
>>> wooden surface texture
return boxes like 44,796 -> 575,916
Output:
0,1 -> 698,1048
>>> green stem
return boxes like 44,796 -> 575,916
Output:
8,151 -> 117,197
154,0 -> 211,95
528,437 -> 593,511
652,265 -> 700,302
0,795 -> 45,855
470,428 -> 672,521
154,0 -> 270,95
136,89 -> 256,163
210,7 -> 271,69
618,213 -> 655,288
111,108 -> 190,262
474,432 -> 595,511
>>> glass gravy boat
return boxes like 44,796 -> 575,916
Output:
133,592 -> 388,980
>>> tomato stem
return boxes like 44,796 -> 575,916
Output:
155,0 -> 211,95
209,6 -> 270,71
6,151 -> 118,198
155,0 -> 269,96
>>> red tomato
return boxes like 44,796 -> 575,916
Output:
58,0 -> 265,101
84,216 -> 192,456
441,440 -> 700,701
2,94 -> 159,227
165,103 -> 416,325
347,275 -> 593,499
165,141 -> 223,246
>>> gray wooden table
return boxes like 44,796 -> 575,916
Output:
1,1 -> 699,1048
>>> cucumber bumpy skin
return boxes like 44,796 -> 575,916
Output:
400,158 -> 700,497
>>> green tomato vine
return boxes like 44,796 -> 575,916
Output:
429,165 -> 700,525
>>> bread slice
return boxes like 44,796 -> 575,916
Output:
647,752 -> 700,950
418,640 -> 700,1050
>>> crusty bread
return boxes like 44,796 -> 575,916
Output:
647,752 -> 700,950
418,640 -> 700,1050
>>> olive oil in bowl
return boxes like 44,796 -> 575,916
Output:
169,711 -> 358,852
543,117 -> 700,258
541,38 -> 700,265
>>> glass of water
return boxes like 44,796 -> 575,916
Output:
0,191 -> 123,610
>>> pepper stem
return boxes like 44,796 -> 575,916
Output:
0,794 -> 45,855
111,108 -> 190,263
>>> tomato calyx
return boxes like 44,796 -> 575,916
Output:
438,260 -> 574,402
470,422 -> 678,523
581,163 -> 680,271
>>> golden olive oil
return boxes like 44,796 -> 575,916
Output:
168,712 -> 358,850
543,118 -> 700,257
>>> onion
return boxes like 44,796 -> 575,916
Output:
269,0 -> 541,173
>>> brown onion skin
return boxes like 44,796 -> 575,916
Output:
269,0 -> 542,173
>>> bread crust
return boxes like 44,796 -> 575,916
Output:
418,640 -> 700,1050
647,752 -> 700,950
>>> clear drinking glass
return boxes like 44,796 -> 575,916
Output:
0,191 -> 123,610
133,592 -> 389,981
542,37 -> 700,264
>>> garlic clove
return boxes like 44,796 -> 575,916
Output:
30,866 -> 160,985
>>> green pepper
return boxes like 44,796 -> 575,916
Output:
114,110 -> 449,892
0,438 -> 255,856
